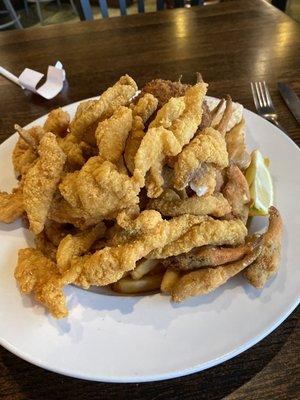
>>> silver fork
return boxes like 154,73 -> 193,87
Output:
251,81 -> 285,131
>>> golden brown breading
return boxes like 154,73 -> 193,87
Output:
70,75 -> 138,144
124,94 -> 158,174
43,108 -> 70,137
172,244 -> 262,302
133,82 -> 208,198
162,235 -> 262,271
149,218 -> 247,259
173,127 -> 229,191
57,223 -> 106,273
0,186 -> 24,223
244,206 -> 283,288
72,213 -> 207,288
14,248 -> 79,318
14,125 -> 45,150
223,165 -> 250,224
57,134 -> 86,171
12,137 -> 37,177
35,231 -> 57,262
95,106 -> 132,163
44,220 -> 74,247
225,118 -> 251,170
147,189 -> 231,217
23,133 -> 66,234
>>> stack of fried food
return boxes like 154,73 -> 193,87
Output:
0,74 -> 283,319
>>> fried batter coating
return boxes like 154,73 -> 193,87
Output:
173,127 -> 229,191
134,82 -> 208,197
140,78 -> 190,107
14,248 -> 79,318
223,165 -> 250,224
44,220 -> 74,246
23,133 -> 66,234
72,213 -> 207,288
96,106 -> 132,163
149,218 -> 247,259
43,108 -> 70,137
12,137 -> 38,177
189,164 -> 218,197
59,157 -> 140,221
70,75 -> 138,144
57,222 -> 106,273
0,186 -> 24,223
225,118 -> 251,170
57,134 -> 86,171
244,207 -> 283,288
163,235 -> 262,271
172,244 -> 262,302
14,124 -> 45,150
147,189 -> 231,217
124,94 -> 158,174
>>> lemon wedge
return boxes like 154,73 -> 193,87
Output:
245,149 -> 273,216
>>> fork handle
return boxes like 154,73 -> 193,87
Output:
267,117 -> 286,133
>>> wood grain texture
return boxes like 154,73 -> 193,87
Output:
0,0 -> 299,398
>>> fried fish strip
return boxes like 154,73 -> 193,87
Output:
35,231 -> 57,262
163,235 -> 262,271
149,219 -> 247,259
0,186 -> 24,223
14,248 -> 79,318
43,108 -> 70,137
133,82 -> 208,197
223,165 -> 250,224
12,137 -> 37,177
147,189 -> 231,217
244,206 -> 283,288
14,125 -> 45,150
173,127 -> 229,191
70,75 -> 138,143
125,94 -> 158,174
225,119 -> 251,170
23,132 -> 66,234
57,222 -> 106,273
57,134 -> 86,171
96,106 -> 132,163
172,244 -> 262,302
72,213 -> 207,288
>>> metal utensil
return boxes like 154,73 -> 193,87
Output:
278,82 -> 300,126
250,81 -> 285,131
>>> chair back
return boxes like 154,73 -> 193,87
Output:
78,0 -> 204,20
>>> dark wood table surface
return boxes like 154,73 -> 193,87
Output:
0,0 -> 299,398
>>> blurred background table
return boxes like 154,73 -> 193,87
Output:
0,0 -> 299,398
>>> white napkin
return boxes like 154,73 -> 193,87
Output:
0,61 -> 66,99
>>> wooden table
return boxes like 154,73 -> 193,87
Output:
0,0 -> 299,398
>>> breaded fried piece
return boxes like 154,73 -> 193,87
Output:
57,134 -> 88,171
134,82 -> 208,197
44,220 -> 74,247
147,189 -> 231,217
72,213 -> 207,288
57,222 -> 106,273
225,118 -> 251,170
12,137 -> 37,177
244,207 -> 283,288
172,244 -> 262,302
70,75 -> 138,144
125,94 -> 158,173
149,218 -> 247,259
140,78 -> 190,107
96,106 -> 132,163
23,133 -> 66,234
163,235 -> 262,271
43,108 -> 70,137
189,164 -> 218,197
14,248 -> 79,318
0,186 -> 24,223
58,157 -> 140,222
14,125 -> 45,150
173,127 -> 228,190
223,165 -> 250,224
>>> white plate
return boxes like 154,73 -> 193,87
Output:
0,98 -> 299,383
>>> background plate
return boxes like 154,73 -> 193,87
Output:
0,98 -> 299,382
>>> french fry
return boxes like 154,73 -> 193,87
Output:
161,268 -> 180,294
130,259 -> 160,280
112,274 -> 163,294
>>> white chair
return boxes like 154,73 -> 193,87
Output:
23,0 -> 78,25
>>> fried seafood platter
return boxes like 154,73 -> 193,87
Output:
1,75 -> 283,319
